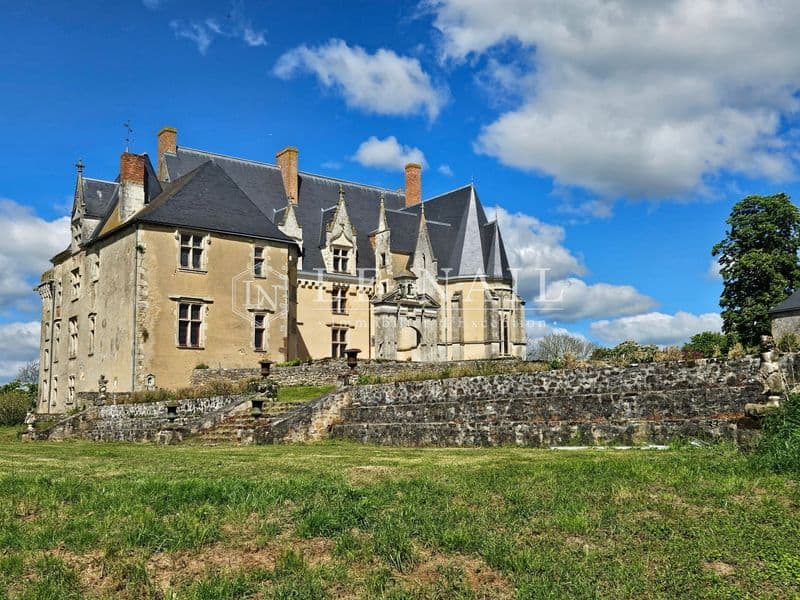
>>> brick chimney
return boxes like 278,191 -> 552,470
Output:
119,152 -> 146,221
276,147 -> 299,204
405,163 -> 421,207
157,126 -> 177,183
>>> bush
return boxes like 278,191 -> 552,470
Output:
776,332 -> 800,353
591,341 -> 659,364
0,390 -> 32,425
752,394 -> 800,474
195,363 -> 209,370
683,331 -> 732,358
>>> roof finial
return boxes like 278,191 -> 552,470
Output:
75,159 -> 84,175
338,184 -> 345,203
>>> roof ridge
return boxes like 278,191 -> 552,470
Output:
421,182 -> 473,203
83,177 -> 118,185
180,146 -> 406,196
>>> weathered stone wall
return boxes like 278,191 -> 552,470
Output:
772,311 -> 800,342
191,359 -> 527,388
331,357 -> 768,447
37,395 -> 245,443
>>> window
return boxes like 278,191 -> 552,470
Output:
254,246 -> 265,278
55,281 -> 62,307
72,223 -> 80,247
43,348 -> 49,370
53,321 -> 61,361
331,287 -> 347,314
380,252 -> 387,268
179,233 -> 205,270
52,376 -> 58,405
71,268 -> 81,300
254,314 -> 267,351
67,375 -> 75,405
382,282 -> 388,295
88,314 -> 96,355
91,255 -> 100,282
178,303 -> 203,347
331,327 -> 347,358
68,317 -> 78,358
332,248 -> 349,272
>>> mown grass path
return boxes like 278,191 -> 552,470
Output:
0,429 -> 797,599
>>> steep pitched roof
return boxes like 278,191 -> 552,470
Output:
164,148 -> 513,282
131,161 -> 293,244
82,178 -> 118,218
770,290 -> 800,315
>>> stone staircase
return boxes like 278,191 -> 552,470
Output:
190,400 -> 303,445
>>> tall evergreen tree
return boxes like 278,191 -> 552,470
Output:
712,193 -> 800,347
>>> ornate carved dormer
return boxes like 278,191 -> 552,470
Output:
278,198 -> 304,270
320,186 -> 358,276
410,204 -> 439,300
70,160 -> 85,253
374,194 -> 393,296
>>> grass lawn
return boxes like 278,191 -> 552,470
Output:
0,430 -> 797,599
276,385 -> 336,404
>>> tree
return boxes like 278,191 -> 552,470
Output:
682,331 -> 731,358
712,194 -> 800,347
530,333 -> 597,361
16,361 -> 39,386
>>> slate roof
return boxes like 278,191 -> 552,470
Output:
770,290 -> 800,315
68,145 -> 518,282
82,178 -> 118,218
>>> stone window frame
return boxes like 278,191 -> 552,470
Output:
380,252 -> 387,268
67,375 -> 75,406
90,253 -> 100,283
52,376 -> 58,406
253,245 -> 266,279
176,301 -> 205,349
88,313 -> 96,356
331,286 -> 348,315
53,320 -> 61,363
177,230 -> 208,273
68,316 -> 78,359
331,326 -> 347,358
332,247 -> 350,273
70,267 -> 81,301
253,312 -> 268,352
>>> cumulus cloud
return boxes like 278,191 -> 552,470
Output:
590,311 -> 723,346
0,321 -> 39,382
438,164 -> 454,176
533,278 -> 657,323
274,39 -> 447,120
352,136 -> 427,171
0,199 -> 69,314
493,206 -> 656,321
428,0 -> 800,203
170,4 -> 265,55
707,259 -> 722,281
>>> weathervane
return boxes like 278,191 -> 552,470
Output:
123,121 -> 134,152
75,159 -> 84,174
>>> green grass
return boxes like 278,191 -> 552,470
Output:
0,437 -> 797,599
277,385 -> 336,404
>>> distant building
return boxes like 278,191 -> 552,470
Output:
36,127 -> 526,413
770,290 -> 800,340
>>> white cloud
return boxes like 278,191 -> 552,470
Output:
169,6 -> 265,55
526,319 -> 587,342
0,199 -> 70,314
533,277 -> 657,323
590,311 -> 723,346
0,321 -> 39,382
494,206 -> 656,321
353,136 -> 427,171
274,39 -> 447,120
438,164 -> 454,176
428,0 -> 800,203
707,259 -> 722,281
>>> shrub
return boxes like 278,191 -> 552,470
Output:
129,389 -> 176,404
752,394 -> 800,474
591,341 -> 659,364
683,331 -> 732,358
727,342 -> 746,359
0,390 -> 32,425
776,332 -> 800,353
276,359 -> 303,367
195,363 -> 209,370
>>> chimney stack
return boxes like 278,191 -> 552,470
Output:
119,152 -> 146,221
405,163 -> 421,207
276,147 -> 299,204
157,126 -> 177,183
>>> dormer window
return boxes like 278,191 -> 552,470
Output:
332,248 -> 349,272
179,232 -> 206,271
71,223 -> 81,247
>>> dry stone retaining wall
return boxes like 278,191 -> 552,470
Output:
331,357 -> 771,447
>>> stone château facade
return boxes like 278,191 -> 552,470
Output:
36,127 -> 526,413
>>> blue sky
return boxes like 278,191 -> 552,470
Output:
2,0 -> 800,378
